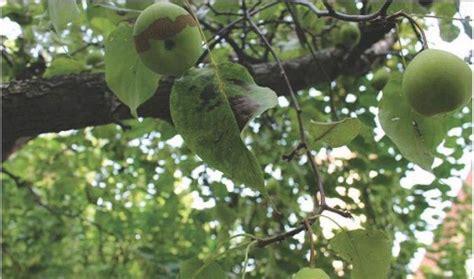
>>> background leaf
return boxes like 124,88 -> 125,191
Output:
439,19 -> 461,42
179,258 -> 226,279
294,267 -> 330,279
104,23 -> 160,117
43,56 -> 86,78
330,229 -> 391,279
48,0 -> 80,32
309,118 -> 361,147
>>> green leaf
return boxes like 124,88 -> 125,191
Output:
125,0 -> 154,10
170,63 -> 277,196
87,2 -> 138,36
309,118 -> 361,147
209,0 -> 240,24
330,229 -> 391,279
462,17 -> 473,39
294,267 -> 330,279
179,258 -> 226,279
105,23 -> 160,117
214,202 -> 238,227
387,0 -> 427,14
43,56 -> 86,78
48,0 -> 80,32
433,1 -> 457,17
439,19 -> 461,42
378,73 -> 447,171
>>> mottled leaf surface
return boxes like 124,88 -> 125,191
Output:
170,63 -> 277,195
378,73 -> 447,171
105,23 -> 160,117
330,229 -> 391,279
309,118 -> 361,147
294,267 -> 330,279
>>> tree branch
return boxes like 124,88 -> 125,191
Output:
2,22 -> 395,146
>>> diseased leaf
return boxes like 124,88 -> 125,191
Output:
179,258 -> 226,279
43,56 -> 86,78
48,0 -> 80,32
330,229 -> 391,279
105,23 -> 160,117
309,118 -> 361,147
294,267 -> 330,279
378,73 -> 447,171
170,63 -> 277,196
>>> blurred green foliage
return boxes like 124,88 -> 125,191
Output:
1,0 -> 472,278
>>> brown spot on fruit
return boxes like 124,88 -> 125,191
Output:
134,14 -> 198,52
164,39 -> 175,50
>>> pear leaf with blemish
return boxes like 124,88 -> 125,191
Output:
170,63 -> 277,196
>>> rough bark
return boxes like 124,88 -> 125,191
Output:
2,22 -> 395,148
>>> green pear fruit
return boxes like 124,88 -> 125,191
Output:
371,67 -> 390,90
339,24 -> 361,48
133,2 -> 202,76
402,49 -> 472,117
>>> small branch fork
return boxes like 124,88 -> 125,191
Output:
240,0 -> 357,249
195,0 -> 436,251
198,0 -> 427,65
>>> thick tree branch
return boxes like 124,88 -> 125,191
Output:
2,23 -> 395,146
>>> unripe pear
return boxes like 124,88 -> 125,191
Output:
402,49 -> 472,117
371,67 -> 390,90
133,2 -> 202,76
339,24 -> 361,48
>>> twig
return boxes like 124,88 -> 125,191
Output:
290,0 -> 393,22
390,12 -> 429,49
246,11 -> 329,205
303,219 -> 315,266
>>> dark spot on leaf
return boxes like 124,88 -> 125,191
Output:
199,84 -> 221,112
228,96 -> 259,131
134,14 -> 198,52
227,78 -> 247,87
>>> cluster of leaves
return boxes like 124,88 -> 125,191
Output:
1,0 -> 472,278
